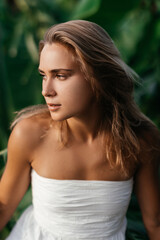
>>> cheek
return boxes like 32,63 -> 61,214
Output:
61,81 -> 94,106
74,81 -> 94,101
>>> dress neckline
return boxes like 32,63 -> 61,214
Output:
32,169 -> 133,184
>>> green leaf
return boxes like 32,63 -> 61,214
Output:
86,0 -> 140,30
71,0 -> 101,20
25,33 -> 38,63
0,148 -> 7,176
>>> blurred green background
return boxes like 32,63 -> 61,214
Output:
0,0 -> 160,239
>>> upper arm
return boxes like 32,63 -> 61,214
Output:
134,132 -> 160,235
0,118 -> 37,216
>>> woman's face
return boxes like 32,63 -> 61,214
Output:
39,43 -> 95,121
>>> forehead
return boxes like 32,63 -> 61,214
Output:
39,43 -> 77,71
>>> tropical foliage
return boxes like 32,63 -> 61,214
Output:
0,0 -> 160,238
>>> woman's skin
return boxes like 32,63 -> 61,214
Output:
0,43 -> 160,238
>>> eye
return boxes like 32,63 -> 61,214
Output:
56,74 -> 67,80
39,73 -> 47,81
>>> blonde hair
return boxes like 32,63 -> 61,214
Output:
12,20 -> 160,176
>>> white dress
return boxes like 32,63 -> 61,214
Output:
6,169 -> 133,240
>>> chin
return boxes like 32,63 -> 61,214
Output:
50,112 -> 72,122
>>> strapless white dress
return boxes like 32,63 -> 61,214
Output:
6,169 -> 133,239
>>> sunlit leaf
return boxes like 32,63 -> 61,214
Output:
14,0 -> 29,12
8,19 -> 26,58
0,148 -> 7,176
25,33 -> 38,63
71,0 -> 101,20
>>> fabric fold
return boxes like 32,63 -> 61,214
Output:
6,169 -> 133,240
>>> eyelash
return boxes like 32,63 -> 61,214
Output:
56,74 -> 67,80
39,74 -> 46,81
39,74 -> 67,81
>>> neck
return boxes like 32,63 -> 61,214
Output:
67,103 -> 103,143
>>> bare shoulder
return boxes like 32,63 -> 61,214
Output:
8,113 -> 52,160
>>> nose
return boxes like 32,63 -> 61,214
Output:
42,89 -> 56,97
42,79 -> 56,97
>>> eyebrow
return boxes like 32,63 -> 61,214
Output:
38,68 -> 73,74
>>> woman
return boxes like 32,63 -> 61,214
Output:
0,20 -> 160,239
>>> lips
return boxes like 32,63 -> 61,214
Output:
47,103 -> 61,111
47,103 -> 61,106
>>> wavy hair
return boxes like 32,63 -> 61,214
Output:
11,20 -> 160,176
